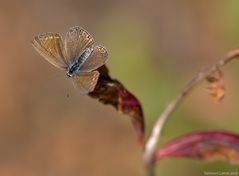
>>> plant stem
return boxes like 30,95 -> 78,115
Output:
143,48 -> 239,175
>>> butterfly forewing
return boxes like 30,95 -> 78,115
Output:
80,45 -> 108,73
32,33 -> 67,69
65,26 -> 94,64
72,71 -> 99,95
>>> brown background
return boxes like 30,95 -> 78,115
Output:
0,0 -> 239,175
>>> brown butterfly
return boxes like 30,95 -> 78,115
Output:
32,26 -> 108,94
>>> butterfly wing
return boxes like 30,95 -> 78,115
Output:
65,26 -> 94,64
72,71 -> 99,95
32,33 -> 67,70
79,45 -> 108,72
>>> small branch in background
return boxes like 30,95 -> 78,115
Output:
143,48 -> 239,175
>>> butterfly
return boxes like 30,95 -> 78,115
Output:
32,26 -> 108,95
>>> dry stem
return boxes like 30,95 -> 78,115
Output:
144,49 -> 239,176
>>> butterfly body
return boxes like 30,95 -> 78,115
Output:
32,26 -> 108,94
66,47 -> 94,77
67,61 -> 80,77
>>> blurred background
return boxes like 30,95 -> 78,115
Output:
0,0 -> 239,175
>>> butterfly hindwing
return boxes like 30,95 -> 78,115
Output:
32,33 -> 67,69
79,45 -> 108,73
72,71 -> 99,95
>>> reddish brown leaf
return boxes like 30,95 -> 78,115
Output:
154,131 -> 239,164
89,66 -> 145,148
206,69 -> 225,102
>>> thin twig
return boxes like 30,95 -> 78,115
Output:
143,48 -> 239,175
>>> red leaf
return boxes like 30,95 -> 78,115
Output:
89,66 -> 145,148
154,131 -> 239,164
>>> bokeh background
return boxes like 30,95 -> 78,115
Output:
0,0 -> 239,175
